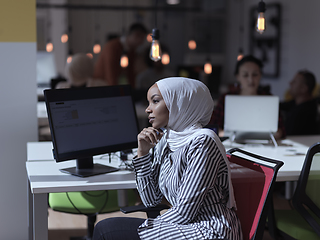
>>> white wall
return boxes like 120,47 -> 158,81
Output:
225,0 -> 320,100
0,1 -> 37,239
0,44 -> 37,240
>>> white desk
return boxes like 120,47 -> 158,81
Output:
223,137 -> 313,182
26,136 -> 320,240
27,143 -> 136,240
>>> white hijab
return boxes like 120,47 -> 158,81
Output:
156,77 -> 236,209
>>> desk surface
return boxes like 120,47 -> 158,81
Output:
26,143 -> 136,194
223,137 -> 317,181
26,160 -> 136,194
27,135 -> 320,190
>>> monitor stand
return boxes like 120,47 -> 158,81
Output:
60,157 -> 119,177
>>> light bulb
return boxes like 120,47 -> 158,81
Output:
161,53 -> 170,65
237,53 -> 244,61
149,28 -> 162,62
167,0 -> 180,4
237,48 -> 244,61
46,42 -> 53,52
147,33 -> 153,43
204,61 -> 212,74
93,43 -> 101,54
67,55 -> 72,63
256,12 -> 266,34
61,33 -> 68,43
150,40 -> 162,62
120,54 -> 129,68
188,40 -> 197,50
86,53 -> 93,59
256,1 -> 266,34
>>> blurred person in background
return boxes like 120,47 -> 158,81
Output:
280,70 -> 318,135
56,53 -> 106,89
93,23 -> 148,88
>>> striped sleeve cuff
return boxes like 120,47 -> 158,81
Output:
132,153 -> 152,177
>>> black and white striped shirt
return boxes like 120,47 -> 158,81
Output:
133,134 -> 243,240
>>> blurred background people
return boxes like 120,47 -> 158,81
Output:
210,55 -> 285,139
56,53 -> 107,89
93,22 -> 148,88
280,70 -> 318,135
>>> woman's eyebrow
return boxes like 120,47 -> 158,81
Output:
151,94 -> 160,99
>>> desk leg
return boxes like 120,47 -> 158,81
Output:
117,189 -> 128,207
33,193 -> 48,240
285,181 -> 297,200
28,181 -> 33,240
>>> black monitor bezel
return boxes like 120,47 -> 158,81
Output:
44,85 -> 139,163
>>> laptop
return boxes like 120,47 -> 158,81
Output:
224,95 -> 279,145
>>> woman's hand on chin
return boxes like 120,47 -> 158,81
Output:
137,127 -> 164,157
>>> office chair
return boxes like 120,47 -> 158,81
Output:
122,148 -> 283,240
49,189 -> 138,240
269,142 -> 320,240
226,148 -> 284,240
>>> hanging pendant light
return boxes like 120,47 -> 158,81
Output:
150,0 -> 162,62
66,50 -> 73,63
256,0 -> 266,34
46,17 -> 53,52
46,40 -> 53,52
167,0 -> 180,4
150,28 -> 162,62
93,42 -> 101,54
161,52 -> 170,65
237,48 -> 244,61
119,0 -> 129,68
61,33 -> 68,43
86,52 -> 93,59
188,39 -> 197,50
188,11 -> 197,50
120,52 -> 129,68
93,7 -> 101,55
204,58 -> 212,75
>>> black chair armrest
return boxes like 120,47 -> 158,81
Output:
120,204 -> 170,218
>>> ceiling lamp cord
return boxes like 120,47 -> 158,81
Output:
150,0 -> 162,62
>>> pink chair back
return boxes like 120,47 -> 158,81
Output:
227,148 -> 283,240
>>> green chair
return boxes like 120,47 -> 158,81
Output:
269,142 -> 320,240
49,189 -> 138,240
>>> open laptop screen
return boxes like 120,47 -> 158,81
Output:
224,95 -> 279,133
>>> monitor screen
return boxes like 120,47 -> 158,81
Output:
44,85 -> 139,177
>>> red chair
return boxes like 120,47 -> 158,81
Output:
227,148 -> 284,240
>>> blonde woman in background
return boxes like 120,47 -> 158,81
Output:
56,53 -> 107,89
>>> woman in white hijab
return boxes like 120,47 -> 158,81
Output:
93,77 -> 242,240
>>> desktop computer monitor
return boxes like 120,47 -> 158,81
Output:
44,85 -> 139,177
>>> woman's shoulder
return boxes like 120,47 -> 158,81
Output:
187,130 -> 219,148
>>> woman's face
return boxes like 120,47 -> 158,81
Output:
145,84 -> 169,129
236,62 -> 262,95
